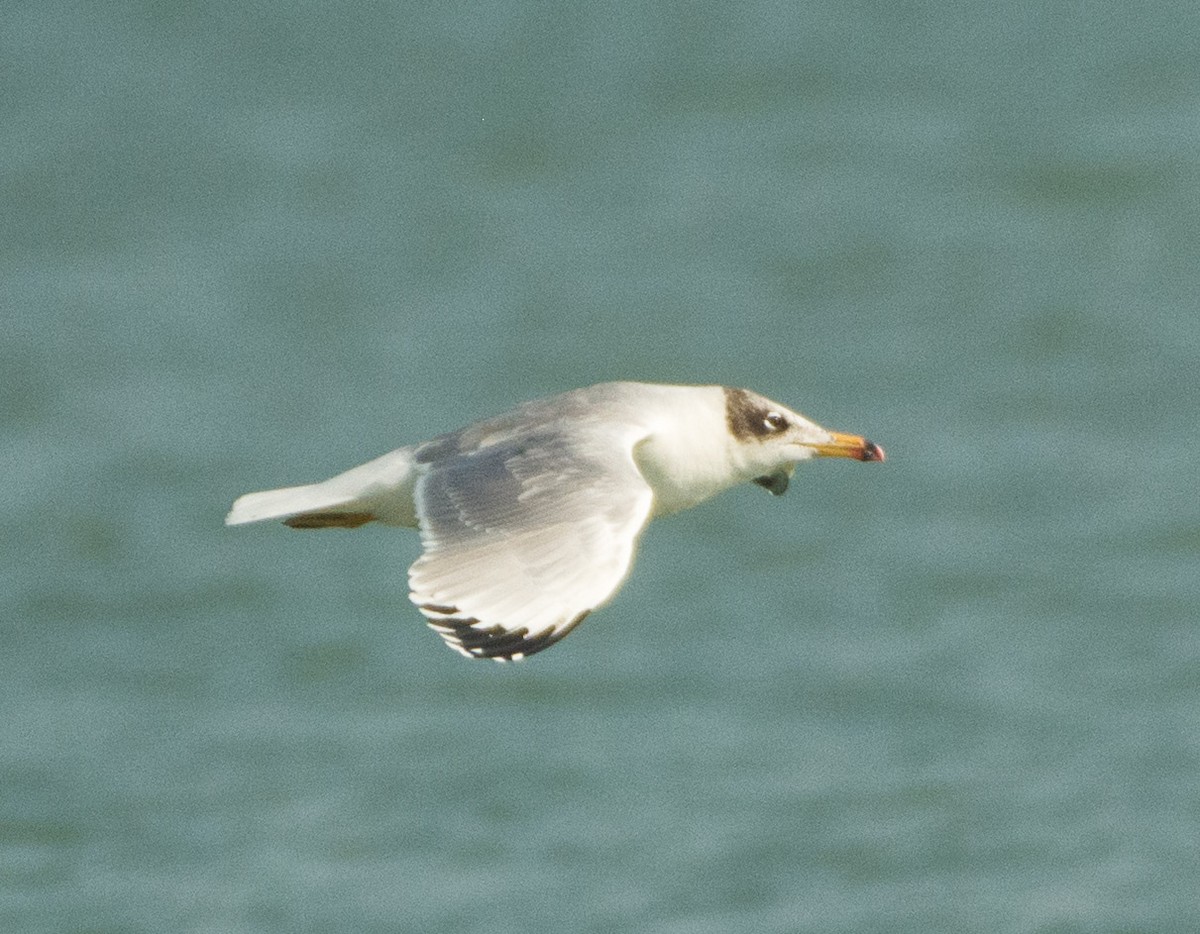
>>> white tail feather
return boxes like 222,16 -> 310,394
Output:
225,447 -> 419,528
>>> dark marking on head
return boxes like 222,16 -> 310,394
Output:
724,387 -> 787,442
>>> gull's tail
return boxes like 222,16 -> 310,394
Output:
226,447 -> 419,529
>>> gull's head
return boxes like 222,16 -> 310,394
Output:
723,387 -> 885,495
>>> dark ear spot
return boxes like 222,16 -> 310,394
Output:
724,387 -> 780,441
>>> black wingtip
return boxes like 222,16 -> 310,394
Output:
420,605 -> 590,661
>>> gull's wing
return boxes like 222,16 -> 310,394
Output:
408,426 -> 654,660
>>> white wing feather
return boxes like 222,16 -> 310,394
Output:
408,427 -> 654,660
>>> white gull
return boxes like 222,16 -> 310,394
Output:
226,381 -> 885,660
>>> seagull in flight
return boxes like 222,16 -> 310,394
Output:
227,382 -> 884,660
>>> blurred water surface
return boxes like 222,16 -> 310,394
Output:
3,1 -> 1198,932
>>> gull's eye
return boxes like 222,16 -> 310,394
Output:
763,412 -> 788,432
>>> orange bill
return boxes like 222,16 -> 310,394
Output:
811,431 -> 886,462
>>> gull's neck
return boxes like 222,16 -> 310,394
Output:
631,385 -> 753,516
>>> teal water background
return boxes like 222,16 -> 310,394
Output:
4,1 -> 1198,931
